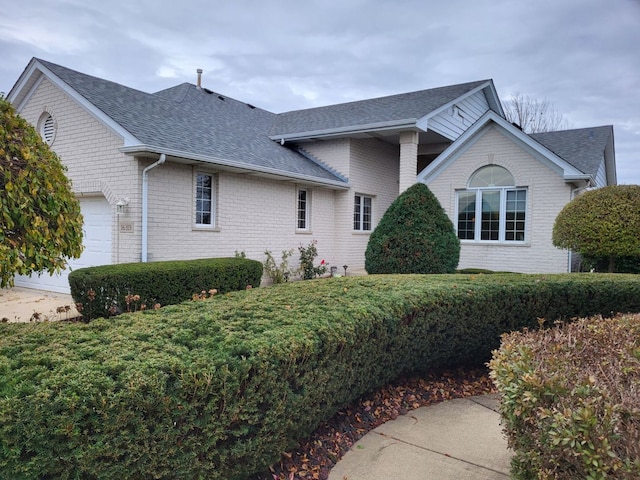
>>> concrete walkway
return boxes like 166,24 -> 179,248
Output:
329,394 -> 512,480
0,287 -> 79,322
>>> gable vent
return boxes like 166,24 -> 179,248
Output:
40,113 -> 56,145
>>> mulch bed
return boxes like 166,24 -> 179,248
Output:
249,367 -> 497,480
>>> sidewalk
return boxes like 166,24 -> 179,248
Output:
0,287 -> 79,322
329,394 -> 512,480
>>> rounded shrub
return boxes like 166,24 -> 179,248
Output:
365,183 -> 460,274
553,185 -> 640,272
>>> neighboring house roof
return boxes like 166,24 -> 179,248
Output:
418,111 -> 615,187
530,126 -> 616,185
9,58 -> 348,187
270,80 -> 502,141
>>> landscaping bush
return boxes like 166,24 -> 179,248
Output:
490,314 -> 640,479
1,274 -> 639,479
69,257 -> 262,320
365,183 -> 460,274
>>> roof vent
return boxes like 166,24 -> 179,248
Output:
203,88 -> 213,94
217,95 -> 225,101
196,69 -> 203,88
247,103 -> 256,109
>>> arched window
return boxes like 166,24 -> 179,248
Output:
457,165 -> 527,242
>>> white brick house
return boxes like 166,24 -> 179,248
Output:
7,58 -> 616,292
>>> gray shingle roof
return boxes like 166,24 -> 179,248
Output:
530,126 -> 613,177
270,80 -> 491,137
36,59 -> 346,184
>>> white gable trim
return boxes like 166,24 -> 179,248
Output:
418,111 -> 591,185
8,59 -> 140,147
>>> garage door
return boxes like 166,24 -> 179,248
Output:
14,196 -> 112,293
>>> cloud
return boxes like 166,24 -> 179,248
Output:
0,0 -> 638,183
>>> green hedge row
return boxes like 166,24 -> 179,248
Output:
1,274 -> 639,479
68,257 -> 263,320
490,314 -> 640,479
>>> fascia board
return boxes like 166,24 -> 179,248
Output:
120,144 -> 350,189
269,118 -> 420,142
12,60 -> 140,146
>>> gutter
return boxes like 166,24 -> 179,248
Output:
120,145 -> 349,189
269,118 -> 420,142
141,154 -> 166,262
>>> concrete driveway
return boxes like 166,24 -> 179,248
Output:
0,287 -> 80,322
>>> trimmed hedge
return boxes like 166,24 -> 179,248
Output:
69,257 -> 262,320
1,274 -> 639,479
490,314 -> 640,479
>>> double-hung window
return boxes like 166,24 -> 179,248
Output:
354,194 -> 373,231
456,165 -> 527,242
195,173 -> 215,227
297,188 -> 309,231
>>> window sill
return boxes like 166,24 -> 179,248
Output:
460,240 -> 529,247
352,230 -> 372,235
296,230 -> 313,235
192,225 -> 220,232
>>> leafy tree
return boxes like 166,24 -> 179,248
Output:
552,185 -> 640,273
0,95 -> 83,287
502,92 -> 571,133
365,183 -> 460,274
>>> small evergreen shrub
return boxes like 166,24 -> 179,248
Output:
1,274 -> 639,479
365,183 -> 460,274
490,314 -> 640,479
69,257 -> 262,320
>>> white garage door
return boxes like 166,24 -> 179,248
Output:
15,196 -> 112,294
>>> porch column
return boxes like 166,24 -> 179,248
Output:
399,131 -> 419,194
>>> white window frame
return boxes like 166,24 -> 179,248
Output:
296,187 -> 310,232
194,172 -> 216,228
455,187 -> 527,243
353,194 -> 373,232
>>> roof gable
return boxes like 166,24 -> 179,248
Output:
418,111 -> 595,185
9,58 -> 347,187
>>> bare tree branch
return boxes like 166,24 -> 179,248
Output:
502,92 -> 571,133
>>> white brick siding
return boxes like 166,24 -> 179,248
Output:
426,125 -> 573,273
18,78 -> 140,264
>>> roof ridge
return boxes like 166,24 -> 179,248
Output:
278,79 -> 491,115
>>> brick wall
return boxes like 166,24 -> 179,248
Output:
427,125 -> 572,273
18,78 -> 140,264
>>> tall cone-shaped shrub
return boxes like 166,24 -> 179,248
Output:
365,183 -> 460,273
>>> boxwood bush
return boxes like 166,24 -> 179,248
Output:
490,314 -> 640,479
69,257 -> 262,320
1,274 -> 639,479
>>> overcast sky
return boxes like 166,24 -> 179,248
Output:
1,0 -> 638,183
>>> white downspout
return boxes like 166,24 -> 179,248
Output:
141,154 -> 166,262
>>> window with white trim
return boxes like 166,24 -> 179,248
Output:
195,173 -> 215,226
353,194 -> 373,231
297,188 -> 309,230
456,165 -> 527,242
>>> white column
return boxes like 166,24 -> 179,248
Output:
399,131 -> 419,194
